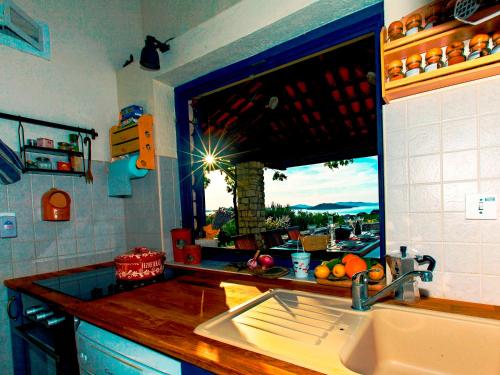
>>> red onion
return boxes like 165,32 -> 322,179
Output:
247,250 -> 260,271
258,254 -> 274,269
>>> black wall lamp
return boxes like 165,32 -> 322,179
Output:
140,35 -> 173,71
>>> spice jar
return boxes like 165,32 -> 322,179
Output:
492,31 -> 500,54
446,40 -> 465,66
468,33 -> 490,60
388,21 -> 404,41
388,59 -> 404,81
405,54 -> 423,77
425,48 -> 443,72
35,157 -> 52,170
405,13 -> 422,36
424,3 -> 443,29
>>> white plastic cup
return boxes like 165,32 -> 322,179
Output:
291,252 -> 311,279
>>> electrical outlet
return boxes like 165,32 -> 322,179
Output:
465,194 -> 497,220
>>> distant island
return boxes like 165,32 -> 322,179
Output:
290,202 -> 378,210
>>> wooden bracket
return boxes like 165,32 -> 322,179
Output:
109,114 -> 156,169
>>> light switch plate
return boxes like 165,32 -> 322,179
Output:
465,194 -> 497,220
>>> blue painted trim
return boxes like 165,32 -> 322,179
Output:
374,29 -> 386,260
175,3 -> 385,244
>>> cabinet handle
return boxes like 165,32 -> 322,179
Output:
7,296 -> 18,320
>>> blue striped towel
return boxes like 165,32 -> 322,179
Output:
0,138 -> 23,184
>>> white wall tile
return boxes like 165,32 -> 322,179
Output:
443,213 -> 481,243
419,270 -> 444,298
443,150 -> 477,182
442,85 -> 476,120
386,185 -> 409,214
444,244 -> 480,273
409,154 -> 441,184
385,213 -> 410,242
481,245 -> 500,276
410,184 -> 441,212
385,129 -> 407,160
383,101 -> 406,132
442,272 -> 481,303
408,124 -> 440,156
410,241 -> 444,272
477,78 -> 500,115
479,112 -> 500,148
480,275 -> 500,305
442,117 -> 477,152
409,213 -> 442,242
384,76 -> 500,305
480,147 -> 500,178
386,158 -> 408,186
443,181 -> 477,212
480,220 -> 500,243
407,93 -> 441,127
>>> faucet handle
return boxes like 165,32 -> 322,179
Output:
351,270 -> 370,284
415,255 -> 436,271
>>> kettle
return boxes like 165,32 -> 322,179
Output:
386,246 -> 436,302
42,188 -> 71,221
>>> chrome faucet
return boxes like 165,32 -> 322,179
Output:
351,269 -> 433,311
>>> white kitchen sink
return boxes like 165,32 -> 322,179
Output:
195,289 -> 500,375
340,306 -> 500,375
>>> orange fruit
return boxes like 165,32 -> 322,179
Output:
332,264 -> 346,278
344,258 -> 367,278
342,254 -> 360,264
314,264 -> 331,279
369,263 -> 385,281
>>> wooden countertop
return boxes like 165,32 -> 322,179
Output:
5,264 -> 500,375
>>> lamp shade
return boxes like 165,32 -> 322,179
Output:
140,36 -> 160,70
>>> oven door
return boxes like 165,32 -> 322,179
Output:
13,323 -> 60,375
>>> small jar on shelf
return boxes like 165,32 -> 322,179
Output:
405,13 -> 422,36
387,59 -> 405,81
35,156 -> 52,170
425,48 -> 444,72
491,31 -> 499,54
446,40 -> 466,66
468,34 -> 490,60
388,21 -> 404,41
405,54 -> 423,77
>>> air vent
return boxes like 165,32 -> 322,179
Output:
0,0 -> 50,59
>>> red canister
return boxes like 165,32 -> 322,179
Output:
184,245 -> 201,265
171,228 -> 192,262
114,247 -> 165,281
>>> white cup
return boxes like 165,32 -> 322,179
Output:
291,252 -> 311,279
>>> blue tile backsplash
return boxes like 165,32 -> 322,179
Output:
0,160 -> 127,279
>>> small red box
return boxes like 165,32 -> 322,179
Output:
37,138 -> 54,148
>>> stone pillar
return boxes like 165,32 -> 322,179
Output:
236,161 -> 266,248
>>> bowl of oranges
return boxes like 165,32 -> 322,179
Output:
314,254 -> 384,283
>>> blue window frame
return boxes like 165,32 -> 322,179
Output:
175,3 -> 386,257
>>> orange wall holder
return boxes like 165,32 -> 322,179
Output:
109,114 -> 155,169
42,188 -> 71,221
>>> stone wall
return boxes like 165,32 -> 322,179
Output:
236,161 -> 266,246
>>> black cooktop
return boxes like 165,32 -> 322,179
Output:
34,266 -> 166,301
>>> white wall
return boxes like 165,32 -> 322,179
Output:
0,0 -> 143,161
384,0 -> 432,25
383,76 -> 500,305
141,0 -> 241,42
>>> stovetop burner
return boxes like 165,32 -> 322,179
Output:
34,266 -> 166,301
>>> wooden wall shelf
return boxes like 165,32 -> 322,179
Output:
381,5 -> 500,103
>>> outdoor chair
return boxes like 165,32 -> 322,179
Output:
233,234 -> 259,251
261,229 -> 285,250
286,226 -> 300,240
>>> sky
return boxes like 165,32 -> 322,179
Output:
204,156 -> 379,210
